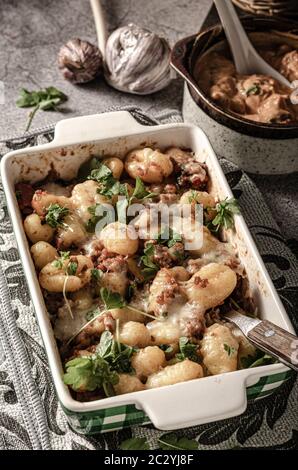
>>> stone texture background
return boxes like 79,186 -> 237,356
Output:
0,0 -> 211,136
0,0 -> 297,240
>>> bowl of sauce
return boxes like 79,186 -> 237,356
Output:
171,17 -> 298,174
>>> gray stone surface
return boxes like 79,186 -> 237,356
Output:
0,0 -> 212,138
0,0 -> 297,241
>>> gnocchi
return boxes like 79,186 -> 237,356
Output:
114,374 -> 145,395
102,157 -> 124,180
119,321 -> 151,348
39,255 -> 93,292
183,263 -> 237,310
71,180 -> 109,223
31,241 -> 58,270
57,214 -> 87,248
180,190 -> 215,208
146,359 -> 203,389
201,324 -> 239,375
125,148 -> 173,183
18,145 -> 258,403
24,213 -> 54,243
131,346 -> 166,379
32,190 -> 71,216
99,222 -> 139,256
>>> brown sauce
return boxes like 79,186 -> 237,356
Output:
196,44 -> 298,124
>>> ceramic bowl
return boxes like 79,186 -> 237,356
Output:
171,17 -> 298,174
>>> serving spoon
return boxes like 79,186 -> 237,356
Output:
213,0 -> 291,87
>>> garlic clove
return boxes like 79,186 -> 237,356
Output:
58,38 -> 103,84
104,24 -> 172,95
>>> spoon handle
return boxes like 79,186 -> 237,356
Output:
247,320 -> 298,372
213,0 -> 291,86
90,0 -> 108,58
213,0 -> 254,75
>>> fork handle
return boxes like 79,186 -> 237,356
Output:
247,320 -> 298,372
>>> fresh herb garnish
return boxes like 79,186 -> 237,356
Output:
245,84 -> 260,96
127,282 -> 137,302
140,243 -> 159,280
224,343 -> 236,356
52,251 -> 70,269
63,355 -> 118,395
99,287 -> 158,322
130,177 -> 157,203
157,226 -> 182,248
16,87 -> 67,131
88,163 -> 127,199
86,205 -> 102,232
120,438 -> 150,450
67,261 -> 78,276
209,197 -> 240,231
45,203 -> 69,228
97,331 -> 135,374
91,268 -> 103,281
188,190 -> 199,203
241,351 -> 277,369
158,434 -> 198,450
100,287 -> 127,310
78,157 -> 103,180
176,337 -> 199,363
159,344 -> 174,354
85,307 -> 101,322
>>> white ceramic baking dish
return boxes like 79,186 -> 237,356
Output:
0,111 -> 294,434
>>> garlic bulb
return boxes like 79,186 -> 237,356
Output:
105,24 -> 172,95
58,38 -> 103,84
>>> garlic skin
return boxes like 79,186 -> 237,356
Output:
105,24 -> 172,95
58,38 -> 103,84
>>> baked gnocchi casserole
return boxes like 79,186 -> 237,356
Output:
16,146 -> 271,402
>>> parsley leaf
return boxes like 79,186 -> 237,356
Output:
86,205 -> 102,232
52,251 -> 70,269
67,261 -> 78,276
100,288 -> 126,310
140,243 -> 159,280
78,157 -> 103,180
63,355 -> 119,395
97,331 -> 135,374
188,190 -> 199,203
158,433 -> 198,450
176,337 -> 200,363
120,438 -> 149,450
209,197 -> 240,231
157,226 -> 182,248
85,307 -> 101,322
88,163 -> 127,199
45,203 -> 69,228
240,351 -> 277,369
224,343 -> 236,357
245,84 -> 260,96
130,177 -> 157,202
91,268 -> 103,281
16,87 -> 67,131
159,344 -> 174,354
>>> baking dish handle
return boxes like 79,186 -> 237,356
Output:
52,111 -> 147,145
134,373 -> 248,430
